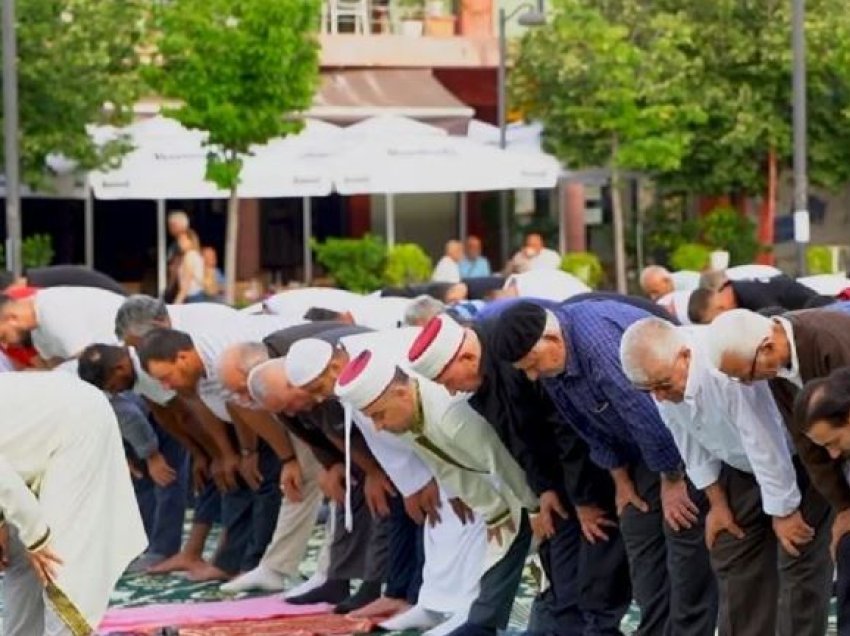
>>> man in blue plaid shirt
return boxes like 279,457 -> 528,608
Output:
490,299 -> 718,636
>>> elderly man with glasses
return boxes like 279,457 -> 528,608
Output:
705,307 -> 850,632
620,317 -> 831,636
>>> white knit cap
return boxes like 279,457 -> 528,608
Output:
407,314 -> 465,380
285,339 -> 334,388
334,349 -> 398,410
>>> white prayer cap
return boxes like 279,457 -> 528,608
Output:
407,314 -> 465,380
285,339 -> 334,388
335,349 -> 398,410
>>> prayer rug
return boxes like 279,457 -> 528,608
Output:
128,615 -> 375,636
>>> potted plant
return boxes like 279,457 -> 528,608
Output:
670,243 -> 711,272
397,0 -> 425,36
424,0 -> 456,36
459,0 -> 492,36
561,252 -> 604,289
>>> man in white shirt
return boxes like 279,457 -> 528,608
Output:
504,232 -> 561,274
0,286 -> 124,365
431,240 -> 463,284
620,317 -> 832,635
137,325 -> 316,585
501,269 -> 589,302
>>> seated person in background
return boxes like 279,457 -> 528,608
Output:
431,240 -> 463,283
503,232 -> 561,274
688,275 -> 832,324
459,236 -> 491,278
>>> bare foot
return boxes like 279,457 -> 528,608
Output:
147,553 -> 206,575
186,562 -> 234,582
349,597 -> 410,619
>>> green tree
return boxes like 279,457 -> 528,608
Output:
511,0 -> 705,292
4,0 -> 146,187
150,0 -> 320,302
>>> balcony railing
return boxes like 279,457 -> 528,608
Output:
319,0 -> 494,38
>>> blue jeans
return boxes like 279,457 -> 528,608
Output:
133,426 -> 189,558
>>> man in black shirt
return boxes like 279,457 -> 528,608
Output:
688,275 -> 831,324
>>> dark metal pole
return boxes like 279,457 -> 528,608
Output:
497,7 -> 510,266
3,0 -> 21,276
792,0 -> 808,276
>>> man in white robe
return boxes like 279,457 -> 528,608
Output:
0,372 -> 145,635
285,331 -> 487,632
334,349 -> 537,636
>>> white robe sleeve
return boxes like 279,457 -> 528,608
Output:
354,412 -> 433,497
0,455 -> 49,549
439,400 -> 537,509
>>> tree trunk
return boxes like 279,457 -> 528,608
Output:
610,138 -> 627,293
224,187 -> 239,305
756,147 -> 777,265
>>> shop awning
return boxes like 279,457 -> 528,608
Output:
309,69 -> 474,133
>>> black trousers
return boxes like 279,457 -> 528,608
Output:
529,508 -> 631,636
328,471 -> 389,582
214,440 -> 282,574
711,464 -> 832,636
619,461 -> 717,636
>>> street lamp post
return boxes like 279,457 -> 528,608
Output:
792,0 -> 808,276
2,0 -> 21,276
497,2 -> 545,266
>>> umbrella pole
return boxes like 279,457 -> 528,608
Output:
303,196 -> 313,285
459,192 -> 468,242
84,184 -> 94,268
386,193 -> 395,248
157,199 -> 167,295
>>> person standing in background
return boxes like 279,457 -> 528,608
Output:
174,230 -> 208,304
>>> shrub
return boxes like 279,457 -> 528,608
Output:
311,235 -> 386,293
561,252 -> 604,289
806,245 -> 835,274
0,234 -> 55,270
383,243 -> 432,287
670,243 -> 711,272
699,206 -> 759,266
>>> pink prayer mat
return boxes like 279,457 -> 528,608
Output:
97,596 -> 341,633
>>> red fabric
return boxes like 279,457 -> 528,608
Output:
160,615 -> 375,636
338,350 -> 372,386
408,315 -> 443,362
837,288 -> 850,301
1,285 -> 39,367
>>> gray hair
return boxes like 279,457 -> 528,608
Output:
619,317 -> 686,385
639,265 -> 672,290
168,210 -> 190,229
703,309 -> 773,369
217,342 -> 270,379
115,295 -> 169,340
247,358 -> 287,405
699,269 -> 729,291
404,295 -> 446,326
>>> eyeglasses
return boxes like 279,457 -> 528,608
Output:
732,338 -> 768,384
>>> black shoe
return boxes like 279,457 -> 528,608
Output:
333,580 -> 383,614
287,578 -> 350,605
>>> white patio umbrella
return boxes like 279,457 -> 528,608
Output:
342,114 -> 447,138
89,117 -> 339,288
332,134 -> 560,246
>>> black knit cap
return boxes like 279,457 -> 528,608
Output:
491,301 -> 548,363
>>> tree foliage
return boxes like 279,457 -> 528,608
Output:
149,0 -> 321,302
511,0 -> 706,290
3,0 -> 146,187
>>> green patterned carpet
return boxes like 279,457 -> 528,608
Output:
0,518 -> 840,634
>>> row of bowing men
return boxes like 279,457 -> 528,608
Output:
8,278 -> 850,636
